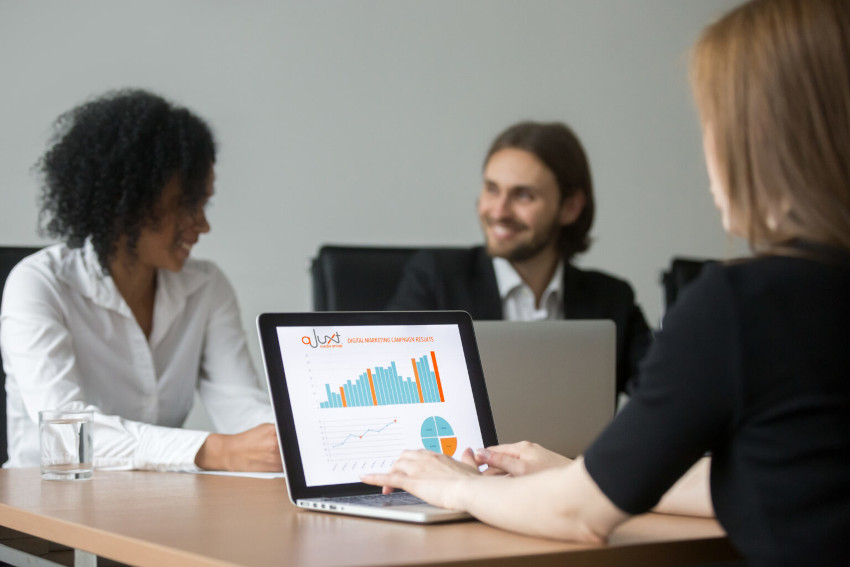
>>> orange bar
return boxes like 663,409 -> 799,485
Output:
339,387 -> 347,408
431,351 -> 445,402
367,369 -> 378,406
411,359 -> 425,403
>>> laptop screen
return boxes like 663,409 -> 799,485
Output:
258,312 -> 497,497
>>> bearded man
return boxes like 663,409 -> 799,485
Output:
387,121 -> 651,396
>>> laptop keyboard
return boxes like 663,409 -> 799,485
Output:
334,492 -> 426,508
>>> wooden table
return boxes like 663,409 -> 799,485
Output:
0,468 -> 739,567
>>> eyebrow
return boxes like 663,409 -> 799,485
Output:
483,179 -> 538,193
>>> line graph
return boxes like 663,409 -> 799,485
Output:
320,417 -> 405,472
331,419 -> 398,448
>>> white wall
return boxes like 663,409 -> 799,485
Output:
1,1 -> 746,426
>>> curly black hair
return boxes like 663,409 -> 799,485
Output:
37,89 -> 217,271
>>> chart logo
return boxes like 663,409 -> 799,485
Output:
420,416 -> 457,457
302,329 -> 342,349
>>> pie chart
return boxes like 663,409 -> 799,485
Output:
420,416 -> 457,457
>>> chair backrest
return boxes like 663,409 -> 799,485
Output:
661,256 -> 717,311
1,246 -> 42,465
311,245 -> 422,311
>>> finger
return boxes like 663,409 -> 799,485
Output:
475,448 -> 525,475
485,442 -> 527,458
460,447 -> 477,468
391,450 -> 443,474
360,473 -> 388,487
362,473 -> 407,493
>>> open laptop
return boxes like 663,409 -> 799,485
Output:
257,311 -> 497,523
473,320 -> 616,458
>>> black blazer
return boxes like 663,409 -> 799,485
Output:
386,246 -> 652,395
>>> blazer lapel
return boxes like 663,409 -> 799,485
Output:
473,247 -> 503,320
561,262 -> 585,319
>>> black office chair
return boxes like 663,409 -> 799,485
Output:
310,245 -> 423,311
661,256 -> 717,311
1,246 -> 42,465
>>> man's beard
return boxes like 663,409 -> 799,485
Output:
484,218 -> 561,262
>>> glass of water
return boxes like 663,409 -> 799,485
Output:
39,410 -> 94,480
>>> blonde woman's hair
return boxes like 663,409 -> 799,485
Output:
691,0 -> 850,254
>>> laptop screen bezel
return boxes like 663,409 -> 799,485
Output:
257,310 -> 498,500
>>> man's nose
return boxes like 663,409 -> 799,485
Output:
492,193 -> 514,219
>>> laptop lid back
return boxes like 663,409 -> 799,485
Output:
473,320 -> 615,458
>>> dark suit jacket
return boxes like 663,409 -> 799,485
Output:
386,246 -> 652,395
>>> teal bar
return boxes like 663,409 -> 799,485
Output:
385,366 -> 397,405
355,377 -> 365,406
390,362 -> 403,404
357,374 -> 366,406
426,356 -> 438,402
425,356 -> 437,402
376,371 -> 386,405
419,358 -> 434,402
376,367 -> 386,404
374,369 -> 382,405
416,359 -> 427,402
407,378 -> 416,404
325,384 -> 333,407
385,367 -> 397,405
390,363 -> 402,404
343,382 -> 353,407
384,368 -> 401,404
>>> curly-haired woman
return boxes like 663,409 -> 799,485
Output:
1,89 -> 281,472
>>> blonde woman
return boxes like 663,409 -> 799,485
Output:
364,1 -> 850,564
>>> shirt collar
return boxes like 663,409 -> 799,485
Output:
55,240 -> 209,322
492,256 -> 564,303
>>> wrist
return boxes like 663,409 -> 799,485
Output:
195,433 -> 227,470
452,476 -> 477,512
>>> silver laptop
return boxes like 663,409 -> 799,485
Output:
257,311 -> 498,523
473,320 -> 615,458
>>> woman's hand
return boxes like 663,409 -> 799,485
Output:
474,441 -> 571,476
195,423 -> 283,472
361,447 -> 481,510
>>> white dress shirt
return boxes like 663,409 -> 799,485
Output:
0,242 -> 273,470
492,257 -> 564,321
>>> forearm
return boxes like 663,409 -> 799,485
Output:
653,457 -> 714,517
457,458 -> 629,543
194,424 -> 282,472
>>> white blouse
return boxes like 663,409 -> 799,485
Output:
1,243 -> 273,470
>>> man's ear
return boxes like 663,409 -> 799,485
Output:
559,191 -> 586,226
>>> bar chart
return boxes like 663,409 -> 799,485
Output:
319,351 -> 446,409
